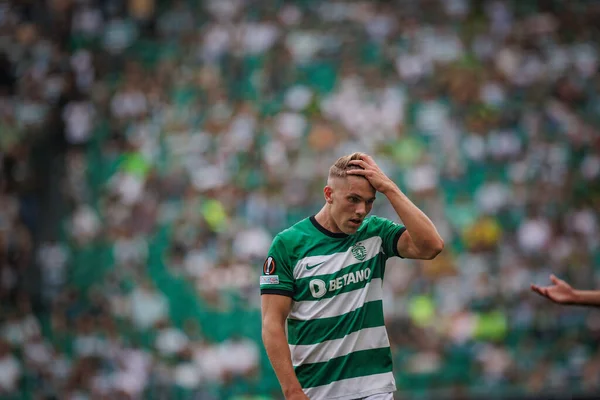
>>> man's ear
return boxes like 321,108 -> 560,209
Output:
324,186 -> 334,204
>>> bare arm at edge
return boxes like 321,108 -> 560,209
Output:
261,294 -> 309,400
531,274 -> 600,307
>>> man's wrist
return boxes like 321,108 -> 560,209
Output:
283,385 -> 304,398
573,290 -> 589,305
381,182 -> 400,197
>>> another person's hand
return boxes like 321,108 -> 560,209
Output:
531,274 -> 579,305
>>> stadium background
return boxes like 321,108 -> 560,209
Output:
1,0 -> 600,399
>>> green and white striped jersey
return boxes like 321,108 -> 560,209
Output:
260,215 -> 406,400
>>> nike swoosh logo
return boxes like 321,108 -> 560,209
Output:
306,261 -> 325,270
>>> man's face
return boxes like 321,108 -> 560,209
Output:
326,175 -> 376,234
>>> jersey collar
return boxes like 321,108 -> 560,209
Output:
309,215 -> 348,239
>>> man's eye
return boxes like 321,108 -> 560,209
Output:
349,197 -> 359,203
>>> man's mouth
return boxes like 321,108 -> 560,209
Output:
349,218 -> 362,226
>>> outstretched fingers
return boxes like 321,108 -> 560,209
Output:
531,284 -> 551,299
550,274 -> 563,286
531,284 -> 543,295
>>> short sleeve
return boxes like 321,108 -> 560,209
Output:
260,235 -> 295,297
372,216 -> 406,258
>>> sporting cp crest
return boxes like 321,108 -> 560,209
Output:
351,243 -> 367,261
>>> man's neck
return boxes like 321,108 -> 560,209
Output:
314,205 -> 342,233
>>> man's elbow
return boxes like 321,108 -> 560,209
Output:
261,323 -> 273,348
422,238 -> 444,260
261,318 -> 285,343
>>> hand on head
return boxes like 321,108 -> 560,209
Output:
346,154 -> 395,194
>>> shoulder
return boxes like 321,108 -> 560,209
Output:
275,218 -> 307,242
361,215 -> 388,229
361,215 -> 404,233
271,218 -> 313,253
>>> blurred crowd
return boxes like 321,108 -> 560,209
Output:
1,0 -> 600,399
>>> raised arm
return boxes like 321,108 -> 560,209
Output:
531,274 -> 600,307
387,188 -> 444,260
261,294 -> 309,400
347,154 -> 444,260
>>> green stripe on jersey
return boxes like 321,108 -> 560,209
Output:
288,300 -> 384,345
295,347 -> 393,389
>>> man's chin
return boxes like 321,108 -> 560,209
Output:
344,223 -> 362,234
349,219 -> 362,228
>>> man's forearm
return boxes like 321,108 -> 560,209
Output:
262,322 -> 304,397
383,185 -> 443,255
574,290 -> 600,306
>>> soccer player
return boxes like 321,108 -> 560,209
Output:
531,274 -> 600,307
260,153 -> 444,400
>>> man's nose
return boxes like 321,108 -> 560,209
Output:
356,203 -> 366,216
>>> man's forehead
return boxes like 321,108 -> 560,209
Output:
331,175 -> 375,195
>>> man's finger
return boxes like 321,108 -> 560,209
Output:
360,154 -> 377,166
348,160 -> 368,169
346,169 -> 368,176
531,285 -> 549,298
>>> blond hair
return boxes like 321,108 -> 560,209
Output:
328,152 -> 364,180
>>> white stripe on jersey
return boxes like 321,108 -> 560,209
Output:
289,278 -> 383,320
361,392 -> 394,400
303,372 -> 396,400
293,236 -> 383,280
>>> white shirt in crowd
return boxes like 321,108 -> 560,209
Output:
62,101 -> 95,144
0,354 -> 21,392
155,327 -> 189,357
129,286 -> 169,329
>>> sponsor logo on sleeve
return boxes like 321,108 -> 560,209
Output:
260,275 -> 280,285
